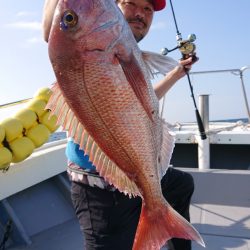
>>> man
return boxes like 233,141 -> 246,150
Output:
43,0 -> 197,249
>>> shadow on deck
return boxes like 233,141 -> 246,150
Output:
188,168 -> 250,250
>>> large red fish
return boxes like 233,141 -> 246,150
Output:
45,0 -> 204,249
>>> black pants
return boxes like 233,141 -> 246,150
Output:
71,167 -> 194,250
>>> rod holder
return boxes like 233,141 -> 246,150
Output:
198,95 -> 210,170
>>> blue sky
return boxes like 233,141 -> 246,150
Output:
1,0 -> 250,123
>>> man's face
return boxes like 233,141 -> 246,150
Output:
117,0 -> 154,42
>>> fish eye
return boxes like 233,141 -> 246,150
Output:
61,10 -> 78,29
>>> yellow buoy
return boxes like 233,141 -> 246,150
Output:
26,99 -> 47,119
0,145 -> 13,169
26,124 -> 51,148
14,109 -> 38,130
0,125 -> 5,143
40,111 -> 59,132
0,118 -> 23,142
33,87 -> 52,102
0,87 -> 59,167
9,137 -> 35,163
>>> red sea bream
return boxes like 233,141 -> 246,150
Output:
45,0 -> 205,249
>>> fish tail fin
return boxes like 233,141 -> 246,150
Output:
132,201 -> 205,250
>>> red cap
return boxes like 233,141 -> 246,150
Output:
153,0 -> 166,11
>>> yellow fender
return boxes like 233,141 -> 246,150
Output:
0,87 -> 59,170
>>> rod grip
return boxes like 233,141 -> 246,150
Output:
195,109 -> 207,140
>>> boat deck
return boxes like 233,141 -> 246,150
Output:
6,205 -> 250,250
1,139 -> 249,250
2,168 -> 249,250
190,168 -> 250,250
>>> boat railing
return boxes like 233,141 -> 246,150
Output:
158,66 -> 250,170
1,66 -> 250,173
189,66 -> 250,123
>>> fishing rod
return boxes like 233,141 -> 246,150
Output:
161,0 -> 207,140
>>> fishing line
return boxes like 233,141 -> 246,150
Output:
169,0 -> 181,39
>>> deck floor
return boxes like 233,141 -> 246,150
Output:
7,203 -> 250,250
191,203 -> 250,250
6,168 -> 250,250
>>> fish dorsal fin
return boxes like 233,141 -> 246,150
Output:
141,50 -> 179,78
159,119 -> 175,178
47,83 -> 141,198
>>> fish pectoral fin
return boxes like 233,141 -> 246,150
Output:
141,50 -> 179,78
118,54 -> 154,121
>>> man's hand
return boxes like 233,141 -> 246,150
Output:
153,55 -> 199,100
172,54 -> 199,80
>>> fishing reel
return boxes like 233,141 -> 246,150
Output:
161,33 -> 197,61
178,34 -> 197,60
161,32 -> 207,140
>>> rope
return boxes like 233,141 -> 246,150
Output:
206,121 -> 248,135
168,120 -> 249,136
